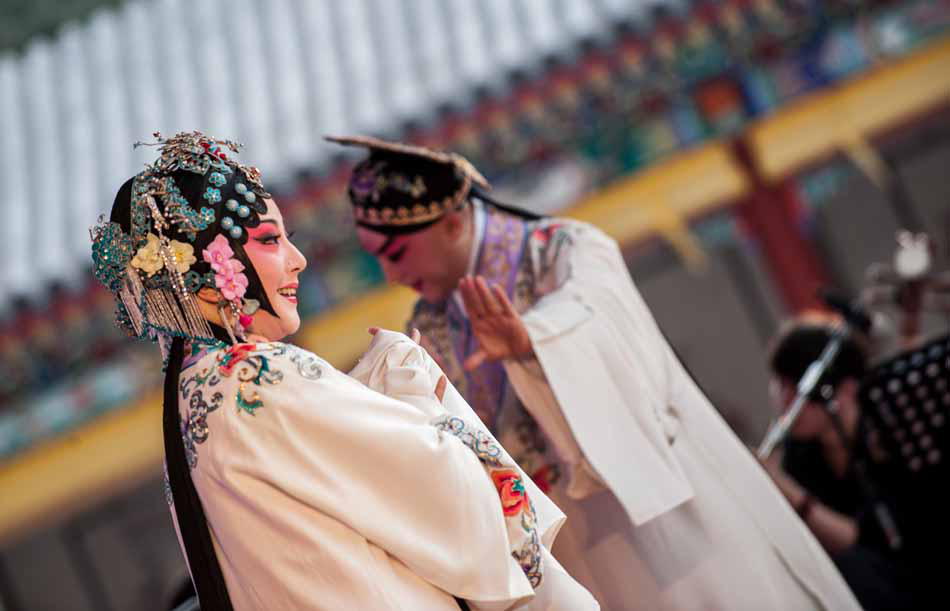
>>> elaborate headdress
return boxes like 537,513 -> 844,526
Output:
326,135 -> 491,235
90,131 -> 271,349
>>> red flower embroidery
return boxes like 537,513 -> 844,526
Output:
531,224 -> 563,244
492,469 -> 529,517
218,343 -> 256,376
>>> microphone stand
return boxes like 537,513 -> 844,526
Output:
822,398 -> 903,552
757,321 -> 849,459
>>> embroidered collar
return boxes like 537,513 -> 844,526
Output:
182,337 -> 229,371
451,198 -> 487,316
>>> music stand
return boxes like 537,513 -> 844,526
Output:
859,332 -> 950,477
858,332 -> 950,556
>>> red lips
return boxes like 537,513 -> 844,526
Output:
277,282 -> 298,303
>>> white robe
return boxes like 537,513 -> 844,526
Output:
417,212 -> 863,610
167,338 -> 595,610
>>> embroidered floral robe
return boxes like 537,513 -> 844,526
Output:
166,338 -> 593,610
409,201 -> 862,610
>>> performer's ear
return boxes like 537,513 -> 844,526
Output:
442,207 -> 468,241
196,287 -> 220,305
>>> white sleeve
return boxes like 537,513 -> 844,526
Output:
351,330 -> 568,547
510,221 -> 694,526
351,333 -> 598,610
503,357 -> 608,500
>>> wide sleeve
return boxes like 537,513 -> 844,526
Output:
350,330 -> 567,549
207,344 -> 536,607
503,357 -> 608,501
351,333 -> 599,610
504,221 -> 694,527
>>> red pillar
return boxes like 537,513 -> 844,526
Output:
731,137 -> 831,313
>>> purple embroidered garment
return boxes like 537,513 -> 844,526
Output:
410,203 -> 564,492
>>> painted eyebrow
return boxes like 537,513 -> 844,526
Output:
375,235 -> 403,257
248,219 -> 280,234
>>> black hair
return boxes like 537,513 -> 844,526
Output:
163,336 -> 233,609
770,323 -> 868,401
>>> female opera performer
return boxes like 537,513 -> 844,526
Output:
89,132 -> 595,610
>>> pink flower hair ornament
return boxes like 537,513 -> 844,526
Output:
202,234 -> 235,273
202,234 -> 251,327
202,234 -> 249,301
216,267 -> 249,301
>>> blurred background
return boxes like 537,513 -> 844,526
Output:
0,0 -> 949,608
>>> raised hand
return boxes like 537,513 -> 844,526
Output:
458,275 -> 533,371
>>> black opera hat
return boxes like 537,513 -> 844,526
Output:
326,135 -> 490,235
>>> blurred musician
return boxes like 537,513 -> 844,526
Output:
764,313 -> 930,610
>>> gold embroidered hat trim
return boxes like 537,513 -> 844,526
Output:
326,135 -> 491,229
